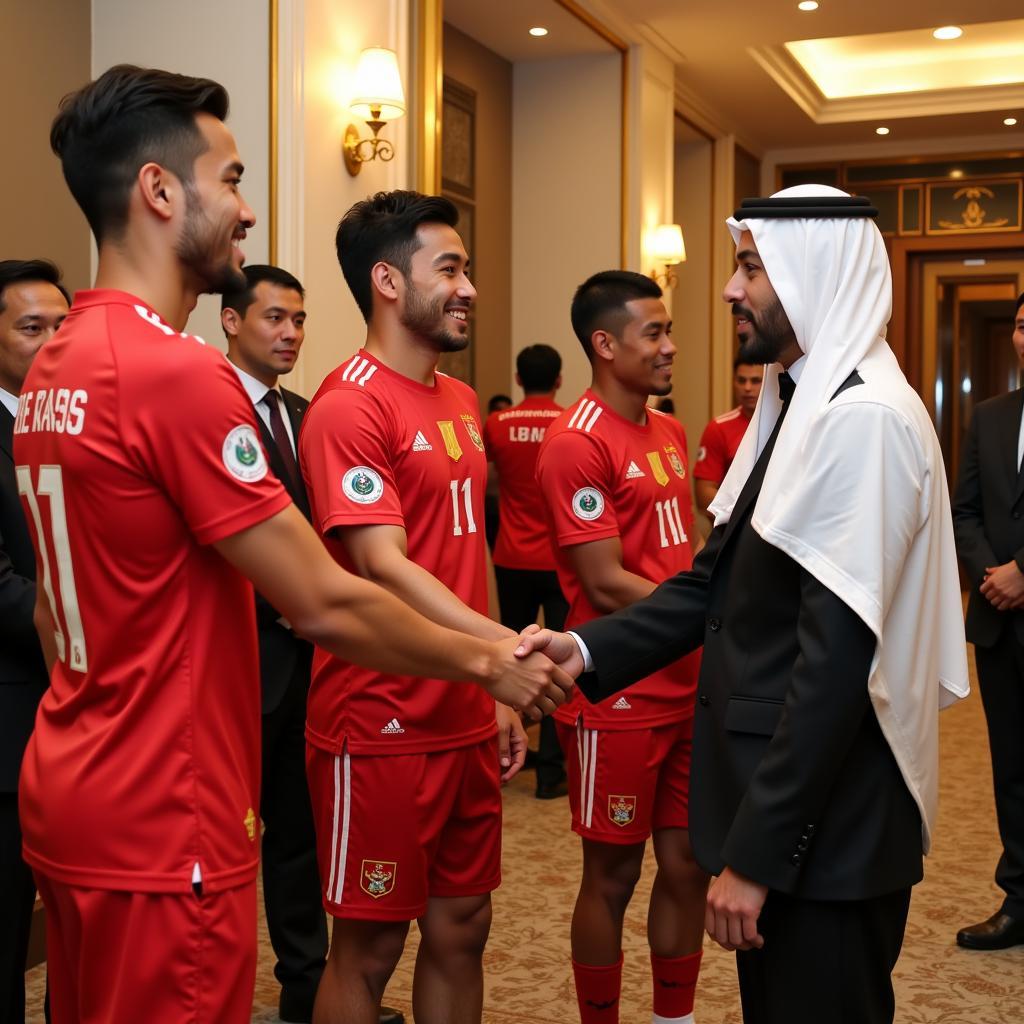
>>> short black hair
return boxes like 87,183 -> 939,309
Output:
221,264 -> 305,320
516,344 -> 562,393
733,354 -> 763,372
50,65 -> 229,245
570,270 -> 662,360
1017,292 -> 1024,315
487,394 -> 512,413
336,190 -> 459,323
0,259 -> 70,314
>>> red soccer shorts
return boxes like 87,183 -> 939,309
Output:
556,716 -> 693,844
306,737 -> 502,921
35,874 -> 256,1024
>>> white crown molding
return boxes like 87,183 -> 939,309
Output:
750,43 -> 1024,125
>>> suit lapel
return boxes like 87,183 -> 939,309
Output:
0,406 -> 13,462
995,390 -> 1024,504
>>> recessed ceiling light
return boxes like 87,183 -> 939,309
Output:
950,169 -> 965,179
529,26 -> 548,37
1005,117 -> 1019,126
875,126 -> 890,135
797,1 -> 819,10
932,26 -> 963,40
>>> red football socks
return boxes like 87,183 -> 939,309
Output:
651,949 -> 702,1019
573,953 -> 624,1023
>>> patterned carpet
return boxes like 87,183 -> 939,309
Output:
24,649 -> 1024,1023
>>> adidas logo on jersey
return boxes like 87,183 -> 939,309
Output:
611,696 -> 632,710
625,461 -> 645,479
412,430 -> 433,452
381,718 -> 406,734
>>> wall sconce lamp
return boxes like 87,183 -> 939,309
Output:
649,224 -> 686,288
343,47 -> 406,176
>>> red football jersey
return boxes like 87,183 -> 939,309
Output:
693,406 -> 752,483
483,396 -> 562,570
13,289 -> 292,893
536,392 -> 700,730
299,350 -> 495,756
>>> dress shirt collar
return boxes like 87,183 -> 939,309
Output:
0,387 -> 18,418
226,357 -> 280,407
783,352 -> 808,384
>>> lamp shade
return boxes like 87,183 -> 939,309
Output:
350,47 -> 406,122
650,223 -> 686,265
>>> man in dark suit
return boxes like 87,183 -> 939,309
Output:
0,259 -> 69,1023
515,188 -> 968,1024
222,265 -> 405,1024
952,291 -> 1024,951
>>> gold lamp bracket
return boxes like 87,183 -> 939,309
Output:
343,124 -> 363,176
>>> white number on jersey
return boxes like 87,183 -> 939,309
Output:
655,497 -> 688,549
449,478 -> 478,537
16,464 -> 88,671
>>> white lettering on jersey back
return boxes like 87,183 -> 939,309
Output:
18,389 -> 88,436
611,696 -> 632,710
412,430 -> 433,452
341,355 -> 379,388
132,304 -> 205,344
509,425 -> 547,443
380,718 -> 406,735
625,461 -> 645,479
567,398 -> 603,433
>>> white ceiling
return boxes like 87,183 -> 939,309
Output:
623,0 -> 1024,150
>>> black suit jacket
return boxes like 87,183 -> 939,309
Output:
951,388 -> 1024,648
253,386 -> 313,713
575,377 -> 922,901
0,405 -> 48,793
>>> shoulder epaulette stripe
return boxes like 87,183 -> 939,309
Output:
341,355 -> 364,382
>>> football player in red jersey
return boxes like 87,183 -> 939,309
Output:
693,357 -> 762,522
14,66 -> 571,1024
535,271 -> 708,1024
298,191 -> 540,1024
483,344 -> 569,798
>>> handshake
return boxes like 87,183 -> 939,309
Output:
483,626 -> 587,720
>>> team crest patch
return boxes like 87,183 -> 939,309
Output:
664,445 -> 686,479
222,425 -> 268,482
342,466 -> 384,504
461,413 -> 485,452
572,487 -> 605,521
360,860 -> 397,899
646,451 -> 670,487
696,445 -> 707,463
608,795 -> 636,828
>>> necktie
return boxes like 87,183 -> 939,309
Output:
261,391 -> 300,489
777,371 -> 795,406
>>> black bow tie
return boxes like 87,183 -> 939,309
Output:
778,372 -> 796,404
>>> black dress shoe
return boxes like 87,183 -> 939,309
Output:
378,1007 -> 405,1024
956,911 -> 1024,950
535,778 -> 569,800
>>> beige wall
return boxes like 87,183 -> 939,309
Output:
92,0 -> 271,349
672,138 -> 714,464
442,25 -> 512,411
512,52 -> 622,406
276,0 -> 413,398
1,0 -> 92,293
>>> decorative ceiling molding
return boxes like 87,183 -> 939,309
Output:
750,44 -> 1024,125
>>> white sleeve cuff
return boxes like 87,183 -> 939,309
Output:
567,631 -> 594,673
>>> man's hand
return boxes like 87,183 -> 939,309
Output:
981,561 -> 1024,610
484,636 -> 575,721
513,626 -> 586,679
705,867 -> 768,952
495,704 -> 528,784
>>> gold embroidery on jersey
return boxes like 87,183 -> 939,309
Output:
244,807 -> 257,841
646,451 -> 670,487
437,420 -> 463,461
461,413 -> 484,452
